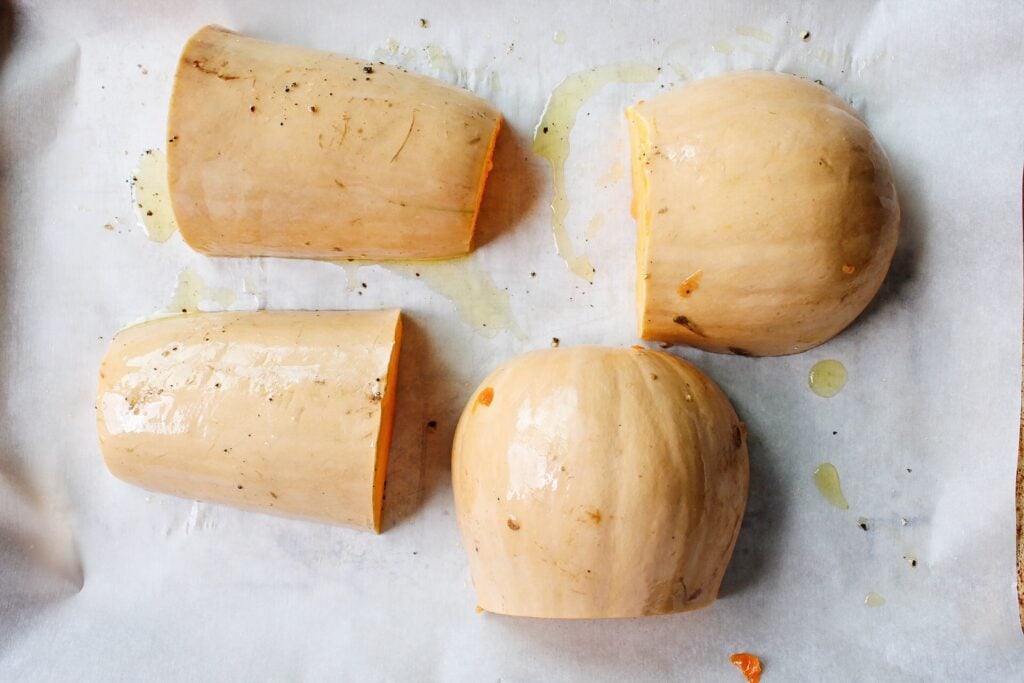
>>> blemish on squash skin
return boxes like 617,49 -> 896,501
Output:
842,263 -> 856,274
506,516 -> 520,531
677,270 -> 703,297
728,346 -> 752,357
477,387 -> 494,407
673,315 -> 705,336
732,424 -> 743,448
190,58 -> 240,80
586,509 -> 602,524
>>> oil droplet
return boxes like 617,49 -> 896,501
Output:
552,30 -> 567,45
712,40 -> 735,55
809,48 -> 835,67
339,261 -> 363,292
585,214 -> 605,240
735,26 -> 773,43
166,268 -> 236,314
864,592 -> 885,607
809,359 -> 848,397
425,44 -> 456,75
533,64 -> 660,282
132,149 -> 177,242
599,161 -> 624,185
813,462 -> 849,510
373,40 -> 418,67
670,63 -> 692,80
347,257 -> 524,340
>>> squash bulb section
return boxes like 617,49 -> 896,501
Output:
627,71 -> 900,356
452,346 -> 749,618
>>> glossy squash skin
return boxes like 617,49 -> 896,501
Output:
452,346 -> 748,618
628,71 -> 899,356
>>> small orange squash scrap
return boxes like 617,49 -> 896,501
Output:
729,652 -> 762,683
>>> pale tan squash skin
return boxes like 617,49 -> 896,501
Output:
627,71 -> 900,356
452,346 -> 748,618
167,26 -> 501,260
96,310 -> 402,532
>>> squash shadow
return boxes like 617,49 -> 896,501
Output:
717,427 -> 787,598
471,123 -> 543,251
840,156 -> 923,338
379,314 -> 462,532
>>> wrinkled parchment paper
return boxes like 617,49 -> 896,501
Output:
2,1 -> 1023,680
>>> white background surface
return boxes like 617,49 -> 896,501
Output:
1,1 -> 1023,680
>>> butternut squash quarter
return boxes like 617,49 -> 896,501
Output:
96,310 -> 402,532
167,25 -> 501,260
452,345 -> 748,618
627,71 -> 899,356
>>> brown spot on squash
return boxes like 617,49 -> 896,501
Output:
842,263 -> 856,274
586,509 -> 602,524
677,270 -> 703,297
673,315 -> 705,337
728,346 -> 752,357
478,387 -> 494,407
506,516 -> 520,531
732,424 -> 743,448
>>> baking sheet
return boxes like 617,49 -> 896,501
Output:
2,0 -> 1023,679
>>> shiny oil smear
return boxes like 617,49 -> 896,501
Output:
131,149 -> 178,242
334,257 -> 524,340
167,268 -> 237,314
532,64 -> 661,282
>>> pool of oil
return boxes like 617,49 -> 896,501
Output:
809,359 -> 848,397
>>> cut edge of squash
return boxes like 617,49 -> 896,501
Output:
465,114 -> 504,254
626,106 -> 653,339
371,310 -> 403,533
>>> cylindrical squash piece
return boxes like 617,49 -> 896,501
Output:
452,346 -> 748,618
167,25 -> 502,260
96,310 -> 402,532
627,71 -> 899,356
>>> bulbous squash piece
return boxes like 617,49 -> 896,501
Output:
627,71 -> 900,356
452,345 -> 748,619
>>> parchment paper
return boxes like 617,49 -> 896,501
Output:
1,1 -> 1023,680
